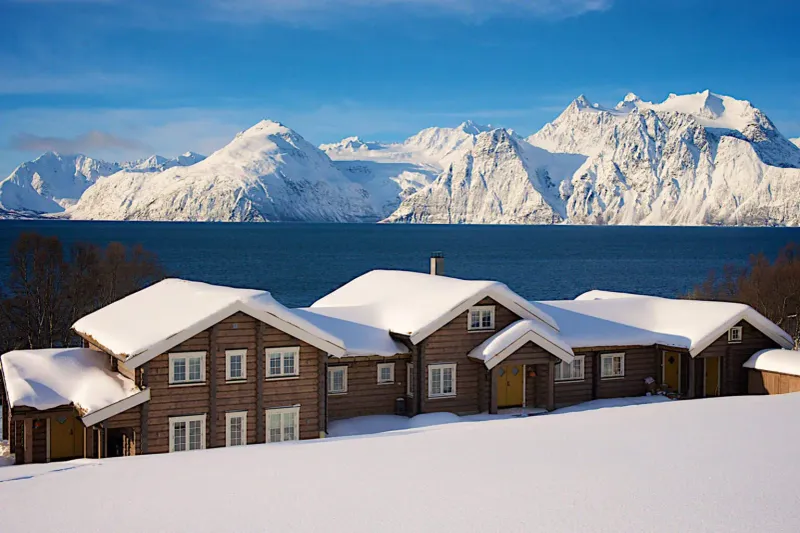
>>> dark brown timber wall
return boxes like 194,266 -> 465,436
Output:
327,356 -> 409,421
421,298 -> 522,415
695,320 -> 781,396
142,311 -> 324,454
554,353 -> 594,408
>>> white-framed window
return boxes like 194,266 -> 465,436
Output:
169,414 -> 206,452
468,306 -> 496,331
600,353 -> 625,378
728,326 -> 743,344
407,363 -> 415,396
328,366 -> 348,394
377,362 -> 395,384
266,406 -> 300,443
266,347 -> 299,378
225,411 -> 247,447
169,352 -> 206,385
225,349 -> 247,381
428,363 -> 456,398
555,355 -> 585,382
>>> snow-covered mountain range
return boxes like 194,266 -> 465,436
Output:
0,151 -> 204,214
4,90 -> 799,225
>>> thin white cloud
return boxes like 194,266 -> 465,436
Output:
8,131 -> 151,153
206,0 -> 611,21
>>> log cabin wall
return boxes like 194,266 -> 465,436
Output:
553,353 -> 594,408
695,320 -> 781,396
327,356 -> 409,421
748,369 -> 800,395
595,346 -> 658,399
420,298 -> 522,415
142,311 -> 324,454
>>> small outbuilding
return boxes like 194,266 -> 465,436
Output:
744,349 -> 800,395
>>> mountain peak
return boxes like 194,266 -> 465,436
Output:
241,119 -> 292,137
458,120 -> 490,135
572,95 -> 592,109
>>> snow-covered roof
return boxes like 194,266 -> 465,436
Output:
310,270 -> 559,344
0,348 -> 140,415
743,349 -> 800,377
292,308 -> 408,357
537,291 -> 794,355
73,279 -> 349,367
468,319 -> 574,369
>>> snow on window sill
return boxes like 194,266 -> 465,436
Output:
555,379 -> 585,384
266,375 -> 300,381
467,328 -> 495,333
168,381 -> 206,388
224,378 -> 248,384
377,381 -> 395,386
428,393 -> 457,399
600,376 -> 625,381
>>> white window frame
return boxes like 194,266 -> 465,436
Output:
266,347 -> 300,378
467,305 -> 496,331
328,366 -> 348,394
555,355 -> 585,382
600,353 -> 625,379
168,414 -> 206,453
225,349 -> 247,381
225,411 -> 248,447
428,363 -> 457,398
728,326 -> 743,344
377,362 -> 395,384
265,406 -> 300,443
168,352 -> 206,386
407,363 -> 415,396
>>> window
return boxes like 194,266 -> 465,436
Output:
169,414 -> 206,452
600,353 -> 625,378
328,366 -> 348,394
169,352 -> 206,385
407,364 -> 415,396
377,362 -> 395,384
266,347 -> 299,378
428,363 -> 457,398
555,355 -> 585,382
266,406 -> 300,443
468,306 -> 496,331
225,349 -> 247,381
728,326 -> 743,344
225,411 -> 247,447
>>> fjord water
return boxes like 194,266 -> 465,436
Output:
0,221 -> 797,308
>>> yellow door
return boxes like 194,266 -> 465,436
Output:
498,364 -> 524,408
663,351 -> 681,393
50,415 -> 84,460
704,357 -> 721,397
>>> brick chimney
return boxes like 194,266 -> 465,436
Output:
430,252 -> 444,276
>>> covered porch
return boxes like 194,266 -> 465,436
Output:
468,319 -> 575,415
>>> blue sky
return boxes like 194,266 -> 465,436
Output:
1,0 -> 799,175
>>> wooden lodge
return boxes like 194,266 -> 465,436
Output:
1,256 -> 796,464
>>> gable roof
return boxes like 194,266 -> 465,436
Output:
310,270 -> 558,344
743,349 -> 800,377
537,291 -> 794,355
0,347 -> 140,415
73,279 -> 349,367
468,319 -> 574,369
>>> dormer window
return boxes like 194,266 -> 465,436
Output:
728,326 -> 743,344
468,306 -> 495,331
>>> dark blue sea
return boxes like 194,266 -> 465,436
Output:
0,221 -> 798,307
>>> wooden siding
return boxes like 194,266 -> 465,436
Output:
327,356 -> 409,420
748,369 -> 800,395
32,419 -> 47,463
421,298 -> 522,415
554,353 -> 594,408
596,347 -> 658,399
696,320 -> 781,396
142,311 -> 324,454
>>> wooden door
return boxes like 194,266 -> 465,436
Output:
51,415 -> 84,460
662,351 -> 681,393
704,357 -> 721,397
498,364 -> 524,408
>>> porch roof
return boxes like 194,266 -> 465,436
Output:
744,349 -> 800,377
0,347 -> 140,416
468,319 -> 574,369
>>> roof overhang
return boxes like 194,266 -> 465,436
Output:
115,300 -> 345,369
469,325 -> 575,370
688,314 -> 794,357
81,388 -> 151,427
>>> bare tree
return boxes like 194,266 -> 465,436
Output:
689,243 -> 800,347
0,232 -> 165,352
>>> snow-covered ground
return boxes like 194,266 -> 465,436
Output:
3,392 -> 798,532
